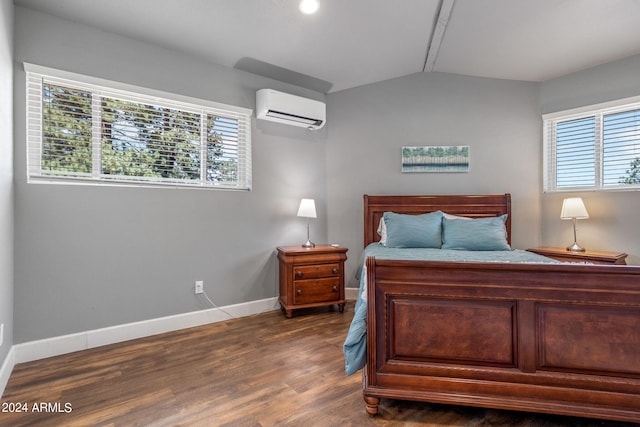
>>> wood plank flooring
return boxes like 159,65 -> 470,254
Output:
1,303 -> 638,426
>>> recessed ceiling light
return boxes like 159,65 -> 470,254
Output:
299,0 -> 319,15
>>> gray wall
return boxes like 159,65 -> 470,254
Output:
0,0 -> 14,363
11,5 -> 640,346
539,54 -> 640,265
325,72 -> 541,286
13,7 -> 328,343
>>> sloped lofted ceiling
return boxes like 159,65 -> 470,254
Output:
14,0 -> 640,93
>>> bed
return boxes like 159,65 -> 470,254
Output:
344,194 -> 640,422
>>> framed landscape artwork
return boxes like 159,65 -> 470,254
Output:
402,145 -> 469,173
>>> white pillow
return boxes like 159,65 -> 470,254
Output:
377,217 -> 387,245
443,212 -> 472,220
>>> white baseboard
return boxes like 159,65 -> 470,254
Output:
345,287 -> 358,300
0,346 -> 16,398
12,297 -> 279,366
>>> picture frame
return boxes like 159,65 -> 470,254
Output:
402,145 -> 469,173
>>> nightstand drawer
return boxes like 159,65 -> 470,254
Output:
293,277 -> 340,304
294,263 -> 340,279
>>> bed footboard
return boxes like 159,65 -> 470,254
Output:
363,257 -> 640,422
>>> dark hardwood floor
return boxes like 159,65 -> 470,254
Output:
1,302 -> 638,426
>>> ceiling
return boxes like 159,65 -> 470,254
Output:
14,0 -> 640,93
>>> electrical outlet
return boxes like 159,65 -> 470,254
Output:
195,280 -> 204,294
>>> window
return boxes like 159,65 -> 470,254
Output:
543,96 -> 640,192
26,64 -> 252,190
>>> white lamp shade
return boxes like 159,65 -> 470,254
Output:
560,197 -> 589,219
297,198 -> 317,218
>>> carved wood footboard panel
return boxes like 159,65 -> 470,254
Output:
363,258 -> 640,422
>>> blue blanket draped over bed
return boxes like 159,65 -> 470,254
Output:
342,244 -> 559,375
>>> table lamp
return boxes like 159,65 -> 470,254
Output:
297,198 -> 317,248
560,197 -> 589,252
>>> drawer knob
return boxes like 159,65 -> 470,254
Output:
297,289 -> 302,295
332,286 -> 338,292
332,268 -> 338,274
296,271 -> 303,278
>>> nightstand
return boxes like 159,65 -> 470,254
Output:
526,246 -> 627,265
277,245 -> 348,318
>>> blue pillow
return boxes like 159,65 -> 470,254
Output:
442,215 -> 510,251
383,211 -> 443,248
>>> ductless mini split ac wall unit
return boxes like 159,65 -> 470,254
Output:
256,89 -> 326,130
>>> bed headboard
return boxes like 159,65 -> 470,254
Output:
363,194 -> 512,247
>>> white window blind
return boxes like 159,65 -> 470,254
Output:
543,96 -> 640,192
26,64 -> 252,190
603,109 -> 640,186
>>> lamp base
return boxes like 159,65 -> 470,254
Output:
302,240 -> 316,248
566,219 -> 586,252
566,242 -> 586,252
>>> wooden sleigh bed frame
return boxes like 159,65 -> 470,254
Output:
361,194 -> 640,422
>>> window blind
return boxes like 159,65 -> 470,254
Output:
26,64 -> 252,190
555,117 -> 596,189
543,97 -> 640,192
603,109 -> 640,186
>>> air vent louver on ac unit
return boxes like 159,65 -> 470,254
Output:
256,89 -> 326,130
